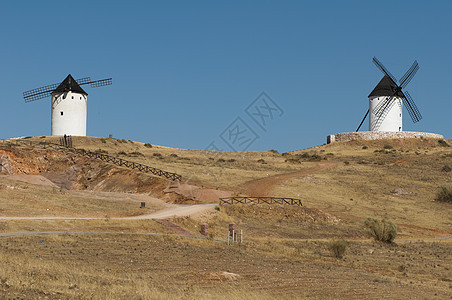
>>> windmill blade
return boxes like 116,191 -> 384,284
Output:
356,109 -> 369,132
23,82 -> 61,102
399,61 -> 419,89
399,60 -> 417,87
405,91 -> 422,122
79,78 -> 112,88
373,57 -> 397,84
75,77 -> 92,85
23,77 -> 92,103
91,78 -> 112,88
402,91 -> 422,123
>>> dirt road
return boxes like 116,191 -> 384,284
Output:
0,203 -> 215,221
240,161 -> 339,196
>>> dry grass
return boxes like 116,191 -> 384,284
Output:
0,177 -> 165,218
0,232 -> 450,299
1,136 -> 451,299
23,136 -> 304,190
272,140 -> 452,235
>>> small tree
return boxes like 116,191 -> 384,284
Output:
364,218 -> 397,243
328,240 -> 347,259
436,186 -> 452,203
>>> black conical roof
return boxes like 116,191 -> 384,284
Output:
52,74 -> 87,95
368,75 -> 402,98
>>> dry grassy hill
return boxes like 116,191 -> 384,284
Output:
0,136 -> 450,299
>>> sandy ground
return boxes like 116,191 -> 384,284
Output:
240,161 -> 339,196
165,182 -> 233,203
0,203 -> 215,221
0,174 -> 58,187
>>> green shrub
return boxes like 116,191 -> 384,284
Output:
129,151 -> 144,157
364,218 -> 397,243
362,146 -> 368,149
438,139 -> 450,147
284,158 -> 298,164
328,240 -> 347,258
442,165 -> 451,172
40,136 -> 46,139
144,143 -> 153,148
300,153 -> 310,159
268,149 -> 279,154
117,151 -> 127,156
383,144 -> 393,149
310,154 -> 322,161
257,159 -> 266,164
436,186 -> 452,203
24,136 -> 32,139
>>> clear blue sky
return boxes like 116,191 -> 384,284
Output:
1,1 -> 450,152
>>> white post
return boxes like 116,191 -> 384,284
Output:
227,233 -> 230,246
241,229 -> 243,244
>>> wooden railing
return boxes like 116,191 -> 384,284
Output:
0,139 -> 182,181
219,197 -> 302,206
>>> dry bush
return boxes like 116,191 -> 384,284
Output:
436,186 -> 452,203
128,151 -> 144,157
438,139 -> 450,147
328,240 -> 347,259
364,218 -> 397,243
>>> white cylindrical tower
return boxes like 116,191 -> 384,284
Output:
368,75 -> 403,132
369,96 -> 402,132
50,75 -> 88,136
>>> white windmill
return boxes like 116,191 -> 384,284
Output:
356,57 -> 421,132
23,74 -> 112,136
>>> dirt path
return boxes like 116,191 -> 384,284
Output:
239,161 -> 452,238
0,204 -> 215,221
122,204 -> 216,219
239,161 -> 339,196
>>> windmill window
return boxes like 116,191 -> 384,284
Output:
72,96 -> 74,99
80,97 -> 82,100
60,111 -> 64,116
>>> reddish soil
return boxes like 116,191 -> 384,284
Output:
164,182 -> 233,203
239,161 -> 339,196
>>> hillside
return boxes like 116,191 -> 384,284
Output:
0,136 -> 451,299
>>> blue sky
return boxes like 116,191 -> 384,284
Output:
1,1 -> 450,152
